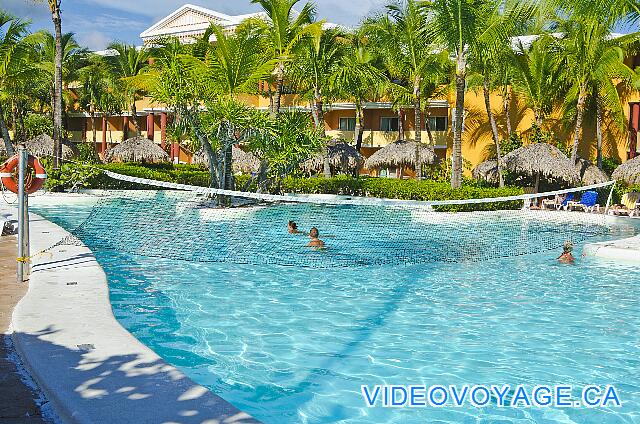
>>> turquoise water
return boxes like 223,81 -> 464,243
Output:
33,197 -> 640,424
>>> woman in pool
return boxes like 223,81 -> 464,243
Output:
307,227 -> 325,248
558,240 -> 575,263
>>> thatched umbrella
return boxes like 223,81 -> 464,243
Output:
612,156 -> 640,185
26,134 -> 80,160
501,143 -> 579,190
576,158 -> 609,185
193,146 -> 261,174
364,140 -> 437,172
104,136 -> 169,163
302,142 -> 364,174
472,160 -> 499,184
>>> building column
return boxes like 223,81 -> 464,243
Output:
630,103 -> 639,160
160,112 -> 167,150
101,116 -> 107,154
147,113 -> 155,141
123,116 -> 129,141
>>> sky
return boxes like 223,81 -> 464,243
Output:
4,0 -> 387,50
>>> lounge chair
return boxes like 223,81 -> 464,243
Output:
542,193 -> 575,210
566,191 -> 599,213
623,192 -> 640,217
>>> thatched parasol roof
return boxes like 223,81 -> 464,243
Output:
612,156 -> 640,185
472,160 -> 499,184
193,146 -> 261,174
576,158 -> 610,185
364,140 -> 437,170
104,136 -> 169,164
501,143 -> 579,185
25,134 -> 80,160
302,142 -> 364,174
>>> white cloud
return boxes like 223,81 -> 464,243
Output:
76,30 -> 111,50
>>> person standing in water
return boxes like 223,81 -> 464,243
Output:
558,240 -> 575,263
288,221 -> 306,235
307,227 -> 325,248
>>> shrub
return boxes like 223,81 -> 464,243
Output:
23,114 -> 53,140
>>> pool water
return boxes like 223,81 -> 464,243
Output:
32,196 -> 640,424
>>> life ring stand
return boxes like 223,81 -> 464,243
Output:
0,154 -> 47,195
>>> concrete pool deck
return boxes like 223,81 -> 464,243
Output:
0,234 -> 50,423
1,202 -> 261,424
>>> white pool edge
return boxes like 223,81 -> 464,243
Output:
2,204 -> 261,424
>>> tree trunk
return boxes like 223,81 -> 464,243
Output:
483,75 -> 504,187
0,102 -> 15,156
354,102 -> 364,151
91,112 -> 97,144
310,101 -> 321,129
503,86 -> 512,137
424,107 -> 434,145
571,83 -> 587,163
318,104 -> 332,180
414,79 -> 422,180
451,55 -> 466,189
51,1 -> 63,170
272,61 -> 284,116
130,101 -> 140,136
11,101 -> 19,144
397,108 -> 404,141
596,95 -> 603,169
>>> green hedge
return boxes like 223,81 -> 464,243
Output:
87,163 -> 211,189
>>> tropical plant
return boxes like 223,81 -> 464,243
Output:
291,27 -> 345,177
105,42 -> 150,136
0,11 -> 36,154
249,0 -> 323,115
330,28 -> 387,151
366,0 -> 450,179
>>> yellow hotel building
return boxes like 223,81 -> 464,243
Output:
66,4 -> 640,172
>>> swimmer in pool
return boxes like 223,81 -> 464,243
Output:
288,221 -> 306,235
307,227 -> 326,248
558,240 -> 575,263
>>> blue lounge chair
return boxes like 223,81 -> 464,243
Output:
559,193 -> 575,210
566,191 -> 599,213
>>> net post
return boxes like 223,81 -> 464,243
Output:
604,181 -> 615,216
17,147 -> 30,283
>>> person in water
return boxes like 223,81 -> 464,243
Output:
307,227 -> 325,248
288,221 -> 305,235
558,240 -> 575,263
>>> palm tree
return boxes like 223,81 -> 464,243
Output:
367,0 -> 451,179
426,0 -> 536,187
291,28 -> 345,177
0,12 -> 32,155
32,0 -> 63,168
330,29 -> 387,151
106,42 -> 150,136
470,1 -> 539,187
36,31 -> 87,136
555,17 -> 639,163
249,0 -> 323,116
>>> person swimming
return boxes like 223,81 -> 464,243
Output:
288,221 -> 305,235
307,227 -> 325,248
558,240 -> 575,263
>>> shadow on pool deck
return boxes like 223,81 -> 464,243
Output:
13,326 -> 258,424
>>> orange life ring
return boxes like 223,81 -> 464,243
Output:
0,154 -> 47,195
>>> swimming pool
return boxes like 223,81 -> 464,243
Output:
32,195 -> 640,424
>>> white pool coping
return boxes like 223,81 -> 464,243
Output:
584,234 -> 640,262
1,200 -> 261,424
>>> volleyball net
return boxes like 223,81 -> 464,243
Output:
50,169 -> 621,268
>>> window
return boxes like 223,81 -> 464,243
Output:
339,117 -> 356,131
427,116 -> 448,132
380,117 -> 399,132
